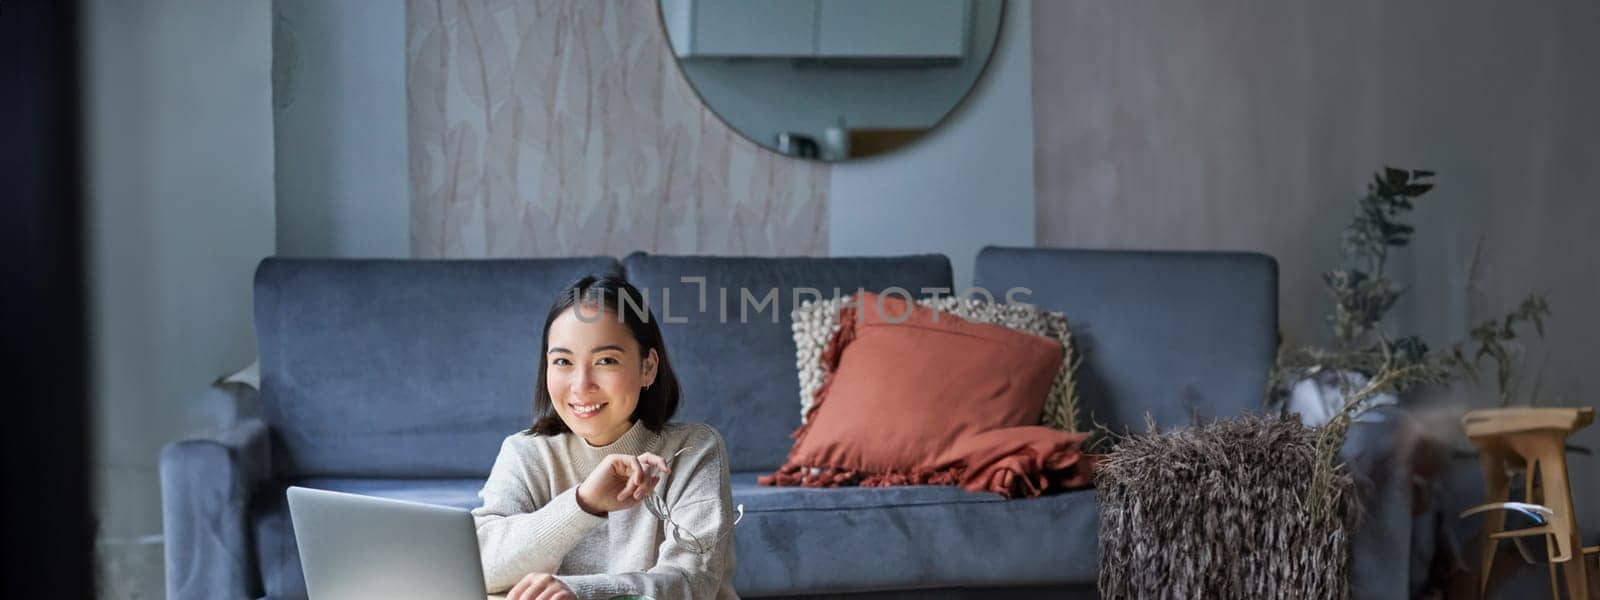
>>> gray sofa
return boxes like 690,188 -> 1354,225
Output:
161,247 -> 1414,599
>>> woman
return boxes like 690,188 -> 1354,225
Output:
474,275 -> 739,600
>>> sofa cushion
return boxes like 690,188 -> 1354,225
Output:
252,474 -> 1097,598
973,247 -> 1277,434
254,257 -> 620,478
730,473 -> 1100,595
622,253 -> 954,472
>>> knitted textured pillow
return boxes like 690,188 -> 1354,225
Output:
792,292 -> 1081,433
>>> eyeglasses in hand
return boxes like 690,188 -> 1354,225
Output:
641,446 -> 744,556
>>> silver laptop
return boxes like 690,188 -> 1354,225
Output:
287,486 -> 488,600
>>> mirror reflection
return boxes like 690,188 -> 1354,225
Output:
660,0 -> 1005,161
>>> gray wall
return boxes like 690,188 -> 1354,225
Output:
273,0 -> 409,257
83,0 -> 277,596
830,0 -> 1034,290
1033,0 -> 1600,534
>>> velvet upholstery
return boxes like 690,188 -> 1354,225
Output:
729,473 -> 1099,594
248,474 -> 1098,599
973,246 -> 1278,434
253,257 -> 620,478
759,586 -> 1099,599
621,253 -> 954,472
161,418 -> 272,600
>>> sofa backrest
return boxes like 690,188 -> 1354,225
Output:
622,252 -> 954,472
973,246 -> 1278,434
254,257 -> 620,478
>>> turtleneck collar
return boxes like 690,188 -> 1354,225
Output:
567,419 -> 662,476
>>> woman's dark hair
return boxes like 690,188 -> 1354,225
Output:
526,274 -> 680,436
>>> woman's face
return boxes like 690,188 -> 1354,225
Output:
544,304 -> 658,446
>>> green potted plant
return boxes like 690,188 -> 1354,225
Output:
1270,166 -> 1554,520
1269,167 -> 1454,431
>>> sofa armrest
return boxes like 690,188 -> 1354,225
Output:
160,418 -> 272,600
1340,407 -> 1419,600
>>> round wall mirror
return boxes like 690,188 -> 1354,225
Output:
659,0 -> 1005,161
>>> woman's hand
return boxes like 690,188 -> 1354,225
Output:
506,572 -> 573,600
576,452 -> 672,515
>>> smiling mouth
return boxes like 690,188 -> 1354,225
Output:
569,402 -> 607,418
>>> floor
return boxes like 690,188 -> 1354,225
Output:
96,537 -> 164,599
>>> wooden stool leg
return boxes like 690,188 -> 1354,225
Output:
1528,435 -> 1588,600
1479,450 -> 1512,596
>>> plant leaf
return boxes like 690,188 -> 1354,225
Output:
1385,166 -> 1409,186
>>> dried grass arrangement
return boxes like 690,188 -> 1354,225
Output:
1096,415 -> 1363,599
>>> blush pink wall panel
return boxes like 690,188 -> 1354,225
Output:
407,0 -> 828,258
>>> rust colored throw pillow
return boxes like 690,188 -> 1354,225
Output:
762,292 -> 1092,498
792,293 -> 1082,433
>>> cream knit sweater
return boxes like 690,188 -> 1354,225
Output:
473,419 -> 740,599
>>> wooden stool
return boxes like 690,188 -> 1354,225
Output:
1461,407 -> 1595,599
